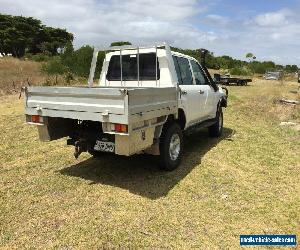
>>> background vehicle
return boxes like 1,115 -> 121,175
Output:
264,70 -> 284,80
24,43 -> 228,171
214,73 -> 252,86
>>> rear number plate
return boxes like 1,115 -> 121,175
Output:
94,141 -> 115,153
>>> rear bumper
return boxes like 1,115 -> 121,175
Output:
67,127 -> 156,156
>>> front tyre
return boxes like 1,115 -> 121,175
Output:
208,107 -> 223,137
159,123 -> 183,171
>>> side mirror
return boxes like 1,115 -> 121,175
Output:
214,73 -> 221,82
213,78 -> 219,84
213,74 -> 221,85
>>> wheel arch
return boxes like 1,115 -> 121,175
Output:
157,108 -> 186,138
220,97 -> 227,108
177,108 -> 186,130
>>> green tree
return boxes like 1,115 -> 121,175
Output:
61,41 -> 75,68
38,27 -> 73,56
110,41 -> 132,47
0,13 -> 73,57
285,65 -> 298,73
246,53 -> 254,60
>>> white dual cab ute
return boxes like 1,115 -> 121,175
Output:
24,43 -> 228,171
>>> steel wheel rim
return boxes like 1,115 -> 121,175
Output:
169,134 -> 180,161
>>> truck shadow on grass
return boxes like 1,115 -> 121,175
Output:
60,127 -> 234,199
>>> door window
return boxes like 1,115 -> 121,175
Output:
173,56 -> 193,85
190,60 -> 207,85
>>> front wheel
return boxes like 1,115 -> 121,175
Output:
159,123 -> 183,171
208,108 -> 223,137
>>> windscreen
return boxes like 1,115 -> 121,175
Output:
106,53 -> 160,81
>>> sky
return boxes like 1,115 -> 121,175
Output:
1,0 -> 300,65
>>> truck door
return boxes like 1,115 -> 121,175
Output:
173,56 -> 203,126
190,60 -> 216,120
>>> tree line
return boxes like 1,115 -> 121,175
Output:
171,47 -> 298,75
0,14 -> 297,76
43,41 -> 299,79
0,14 -> 73,57
49,42 -> 297,78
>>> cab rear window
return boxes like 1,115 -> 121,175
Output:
106,53 -> 160,81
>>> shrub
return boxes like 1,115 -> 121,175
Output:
229,67 -> 252,76
70,46 -> 94,77
33,54 -> 51,62
61,45 -> 104,78
41,57 -> 67,75
64,70 -> 74,84
26,53 -> 51,62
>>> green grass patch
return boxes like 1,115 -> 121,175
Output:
0,81 -> 299,248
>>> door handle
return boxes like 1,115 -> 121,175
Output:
198,90 -> 205,94
181,90 -> 187,95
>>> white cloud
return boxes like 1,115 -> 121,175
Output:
203,14 -> 230,27
0,0 -> 300,65
0,0 -> 214,48
234,9 -> 300,65
110,0 -> 204,21
254,9 -> 292,27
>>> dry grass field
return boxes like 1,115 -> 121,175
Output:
0,58 -> 83,96
0,58 -> 46,95
0,61 -> 299,248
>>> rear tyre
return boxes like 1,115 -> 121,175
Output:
208,108 -> 223,137
159,123 -> 183,171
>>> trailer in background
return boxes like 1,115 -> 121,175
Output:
214,74 -> 252,86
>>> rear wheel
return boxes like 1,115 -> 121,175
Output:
208,108 -> 223,137
159,123 -> 183,171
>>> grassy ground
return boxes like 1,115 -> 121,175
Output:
0,79 -> 299,249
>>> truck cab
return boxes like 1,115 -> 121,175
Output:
97,47 -> 224,129
172,52 -> 222,127
24,43 -> 227,171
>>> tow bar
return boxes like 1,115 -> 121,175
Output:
74,140 -> 88,159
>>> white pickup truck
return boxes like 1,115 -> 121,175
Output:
24,43 -> 228,171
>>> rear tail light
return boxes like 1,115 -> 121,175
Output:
111,123 -> 128,133
31,115 -> 43,123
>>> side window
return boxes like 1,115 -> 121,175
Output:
191,60 -> 207,85
173,56 -> 182,85
173,56 -> 193,85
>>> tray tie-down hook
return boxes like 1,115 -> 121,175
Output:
119,88 -> 128,95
